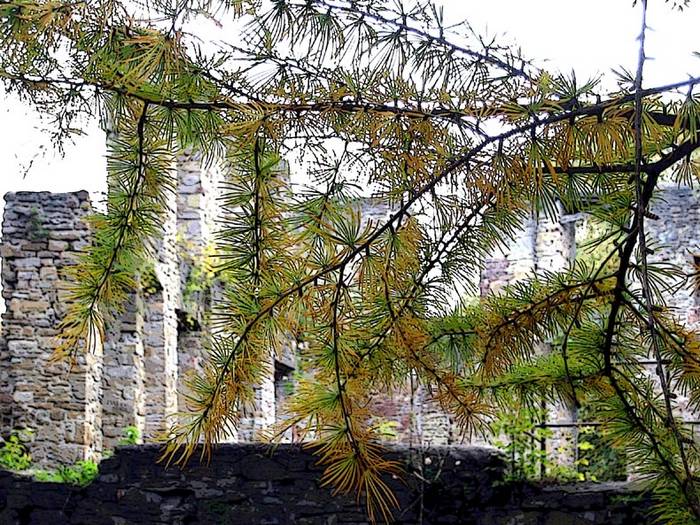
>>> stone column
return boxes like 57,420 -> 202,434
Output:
645,182 -> 700,427
534,203 -> 576,273
143,182 -> 180,440
534,203 -> 578,467
477,203 -> 579,466
479,216 -> 538,295
238,356 -> 276,441
175,151 -> 216,408
0,191 -> 102,466
102,291 -> 146,448
174,153 -> 285,442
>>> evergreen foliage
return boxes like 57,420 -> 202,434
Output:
2,0 -> 700,521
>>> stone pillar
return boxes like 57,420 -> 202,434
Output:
0,191 -> 102,466
480,216 -> 538,295
101,291 -> 146,448
176,151 -> 218,258
143,183 -> 180,440
238,356 -> 276,441
175,153 -> 284,442
647,183 -> 700,330
534,203 -> 576,273
534,203 -> 578,467
175,151 -> 217,407
478,203 -> 579,467
645,182 -> 700,426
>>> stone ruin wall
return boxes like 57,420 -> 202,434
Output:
358,181 -> 700,455
2,167 -> 700,466
474,180 -> 700,459
478,202 -> 579,460
0,153 -> 280,466
0,191 -> 101,465
0,443 -> 652,525
641,181 -> 700,432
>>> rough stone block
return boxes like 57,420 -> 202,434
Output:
47,240 -> 69,251
12,390 -> 33,403
13,257 -> 41,269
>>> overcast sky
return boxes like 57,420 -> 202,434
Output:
0,0 -> 697,205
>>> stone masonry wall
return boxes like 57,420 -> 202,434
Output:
644,181 -> 700,429
101,291 -> 146,449
0,444 -> 651,525
647,181 -> 700,331
5,175 -> 700,469
1,173 -> 282,465
0,192 -> 102,466
359,199 -> 470,447
175,151 -> 217,414
477,203 -> 584,463
143,165 -> 181,440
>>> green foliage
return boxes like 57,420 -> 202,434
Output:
280,370 -> 301,396
34,460 -> 99,487
178,240 -> 219,328
492,405 -> 553,481
492,406 -> 626,483
0,429 -> 32,471
118,425 -> 141,446
140,263 -> 163,297
373,419 -> 400,442
577,425 -> 627,482
2,0 -> 700,521
0,429 -> 99,487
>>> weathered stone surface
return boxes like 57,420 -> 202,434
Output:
1,162 -> 270,460
0,191 -> 103,467
2,169 -> 698,493
0,444 -> 651,525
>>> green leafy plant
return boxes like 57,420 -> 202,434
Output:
34,460 -> 99,487
118,426 -> 141,446
141,263 -> 163,297
577,424 -> 627,482
374,419 -> 400,442
0,429 -> 32,471
491,405 -> 625,483
492,405 -> 565,481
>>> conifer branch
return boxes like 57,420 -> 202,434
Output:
310,0 -> 536,80
5,0 -> 700,520
628,2 -> 699,513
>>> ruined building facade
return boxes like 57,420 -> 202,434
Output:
0,153 -> 282,467
1,154 -> 699,467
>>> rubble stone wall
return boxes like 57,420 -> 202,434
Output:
0,192 -> 102,465
4,174 -> 700,468
102,292 -> 147,449
0,153 -> 280,465
647,181 -> 700,331
175,152 -> 218,416
643,181 -> 700,427
0,444 -> 651,525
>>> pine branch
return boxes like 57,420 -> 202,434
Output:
596,2 -> 700,508
5,71 -> 700,135
251,136 -> 263,286
310,0 -> 536,81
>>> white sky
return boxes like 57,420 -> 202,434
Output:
0,0 -> 697,204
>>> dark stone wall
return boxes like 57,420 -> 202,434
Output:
0,444 -> 650,524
